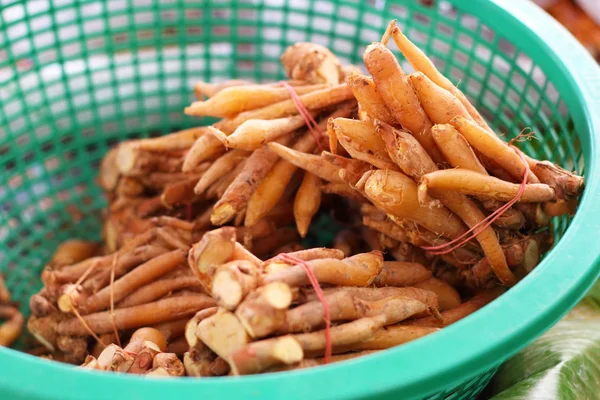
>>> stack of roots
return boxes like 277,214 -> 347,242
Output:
17,20 -> 583,377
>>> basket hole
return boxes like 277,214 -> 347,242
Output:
413,12 -> 431,29
498,37 -> 516,59
492,55 -> 510,78
390,4 -> 409,20
479,23 -> 495,43
460,14 -> 478,32
432,38 -> 450,56
457,33 -> 473,51
511,70 -> 526,91
437,22 -> 454,38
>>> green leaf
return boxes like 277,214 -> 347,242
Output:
488,281 -> 600,400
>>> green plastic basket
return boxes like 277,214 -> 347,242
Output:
1,0 -> 600,399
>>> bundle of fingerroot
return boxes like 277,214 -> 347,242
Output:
18,20 -> 583,377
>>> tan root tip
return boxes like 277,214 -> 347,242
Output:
211,204 -> 236,226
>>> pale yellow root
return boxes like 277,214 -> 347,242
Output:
196,308 -> 250,361
358,170 -> 467,240
373,261 -> 432,288
268,142 -> 344,183
450,116 -> 539,183
136,127 -> 207,151
235,282 -> 293,338
406,288 -> 503,327
229,335 -> 304,375
194,149 -> 250,195
98,148 -> 121,192
334,325 -> 439,352
245,132 -> 318,227
209,115 -> 309,151
296,298 -> 428,357
56,294 -> 216,336
413,277 -> 461,311
76,249 -> 187,315
389,23 -> 493,132
431,124 -> 487,174
345,72 -> 397,125
293,172 -> 322,238
211,260 -> 260,310
409,72 -> 473,126
263,251 -> 383,287
187,227 -> 237,292
186,84 -> 326,118
194,79 -> 252,99
363,43 -> 444,164
281,42 -> 343,84
419,169 -> 556,203
185,307 -> 219,348
211,137 -> 293,226
331,118 -> 387,155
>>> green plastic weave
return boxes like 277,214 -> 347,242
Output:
0,1 -> 598,400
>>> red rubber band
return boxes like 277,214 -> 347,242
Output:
422,146 -> 530,255
279,82 -> 325,151
275,253 -> 332,363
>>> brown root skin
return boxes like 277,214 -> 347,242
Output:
212,137 -> 293,226
528,158 -> 584,199
98,148 -> 121,192
77,249 -> 187,315
334,325 -> 439,352
235,282 -> 293,338
406,288 -> 503,327
188,227 -> 237,292
419,169 -> 556,203
251,229 -> 301,259
360,170 -> 467,240
297,298 -> 428,357
118,276 -> 202,308
333,229 -> 362,258
263,251 -> 384,288
57,294 -> 216,336
293,172 -> 322,238
373,261 -> 432,287
212,261 -> 260,310
245,132 -> 318,228
47,240 -> 102,271
30,293 -> 58,317
336,133 -> 400,171
300,286 -> 439,312
149,353 -> 185,377
196,308 -> 250,361
281,43 -> 342,84
346,72 -> 397,126
229,335 -> 304,375
264,248 -> 345,266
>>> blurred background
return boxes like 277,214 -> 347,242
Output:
534,0 -> 600,61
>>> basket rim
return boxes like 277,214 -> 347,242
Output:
2,0 -> 600,399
